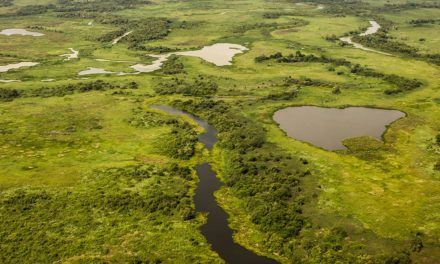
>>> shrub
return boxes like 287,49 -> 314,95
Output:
154,76 -> 218,96
0,88 -> 21,101
162,55 -> 185,75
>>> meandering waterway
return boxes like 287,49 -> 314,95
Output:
340,21 -> 391,55
151,105 -> 278,264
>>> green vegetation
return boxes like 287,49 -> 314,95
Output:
154,76 -> 218,96
0,164 -> 215,263
0,0 -> 439,263
161,55 -> 185,74
255,51 -> 423,94
0,0 -> 12,7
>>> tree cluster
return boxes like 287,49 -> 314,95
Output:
154,76 -> 218,96
161,55 -> 185,75
0,0 -> 12,7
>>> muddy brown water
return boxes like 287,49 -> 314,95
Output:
273,106 -> 405,150
151,105 -> 278,264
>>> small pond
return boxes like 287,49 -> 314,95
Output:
78,67 -> 114,75
0,28 -> 44,36
80,43 -> 248,75
130,54 -> 169,73
60,48 -> 79,61
0,62 -> 39,73
273,106 -> 405,150
174,43 -> 248,66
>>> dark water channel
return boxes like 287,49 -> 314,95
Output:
151,105 -> 278,264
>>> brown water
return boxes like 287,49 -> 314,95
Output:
274,106 -> 405,150
152,105 -> 278,264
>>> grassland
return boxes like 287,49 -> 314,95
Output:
0,0 -> 439,263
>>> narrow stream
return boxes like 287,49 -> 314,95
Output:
151,105 -> 278,264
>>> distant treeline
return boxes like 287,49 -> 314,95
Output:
409,19 -> 440,26
56,0 -> 151,13
262,12 -> 309,19
297,0 -> 439,16
234,19 -> 308,34
0,0 -> 12,7
0,80 -> 138,101
1,0 -> 152,17
255,51 -> 423,95
377,2 -> 440,12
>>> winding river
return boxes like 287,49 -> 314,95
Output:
151,105 -> 278,264
339,21 -> 391,55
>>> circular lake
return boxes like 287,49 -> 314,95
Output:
273,106 -> 405,150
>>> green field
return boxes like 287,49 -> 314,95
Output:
0,0 -> 439,263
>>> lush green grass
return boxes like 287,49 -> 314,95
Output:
0,0 -> 439,262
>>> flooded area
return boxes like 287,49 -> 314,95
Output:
174,43 -> 248,66
81,43 -> 248,75
130,43 -> 248,73
60,48 -> 79,61
360,21 -> 381,36
340,21 -> 391,55
0,79 -> 20,83
130,54 -> 170,73
78,67 -> 114,75
78,66 -> 137,76
0,28 -> 44,36
274,106 -> 405,150
0,62 -> 39,73
152,105 -> 277,264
